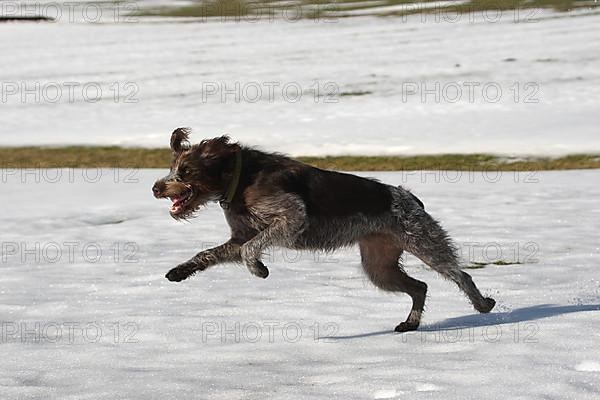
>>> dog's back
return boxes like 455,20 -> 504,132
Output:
286,167 -> 393,217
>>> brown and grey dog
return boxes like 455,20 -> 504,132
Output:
152,128 -> 495,332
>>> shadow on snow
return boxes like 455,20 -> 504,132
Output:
328,303 -> 600,339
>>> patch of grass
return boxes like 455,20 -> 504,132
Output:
0,146 -> 171,168
430,0 -> 590,15
339,90 -> 374,97
1,147 -> 600,170
357,0 -> 598,18
142,0 -> 265,19
0,16 -> 55,22
466,260 -> 524,269
138,0 -> 600,20
298,154 -> 600,171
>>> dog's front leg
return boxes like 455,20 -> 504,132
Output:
241,213 -> 305,279
165,240 -> 242,282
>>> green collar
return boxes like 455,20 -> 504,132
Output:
219,150 -> 242,210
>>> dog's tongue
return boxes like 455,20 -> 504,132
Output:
170,196 -> 184,213
171,195 -> 183,205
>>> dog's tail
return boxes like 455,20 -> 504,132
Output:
391,188 -> 495,313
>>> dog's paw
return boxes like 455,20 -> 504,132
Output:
394,322 -> 419,333
475,297 -> 496,313
166,267 -> 190,282
247,260 -> 269,279
165,261 -> 197,282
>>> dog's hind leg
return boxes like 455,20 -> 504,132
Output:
401,211 -> 496,314
359,233 -> 427,333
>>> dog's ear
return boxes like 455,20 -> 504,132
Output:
170,127 -> 191,154
200,135 -> 239,160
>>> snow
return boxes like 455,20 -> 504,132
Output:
1,8 -> 600,155
1,2 -> 600,397
575,361 -> 600,372
2,169 -> 600,399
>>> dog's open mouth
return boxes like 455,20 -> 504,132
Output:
169,186 -> 194,215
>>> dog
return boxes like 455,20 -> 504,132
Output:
152,128 -> 495,332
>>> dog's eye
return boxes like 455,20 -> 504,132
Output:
182,168 -> 191,176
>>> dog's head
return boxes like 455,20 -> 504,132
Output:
152,128 -> 240,220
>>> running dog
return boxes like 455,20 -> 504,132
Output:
152,128 -> 495,332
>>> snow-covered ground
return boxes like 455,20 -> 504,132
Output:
1,7 -> 600,155
1,169 -> 599,399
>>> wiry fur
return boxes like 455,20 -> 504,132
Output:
153,128 -> 495,332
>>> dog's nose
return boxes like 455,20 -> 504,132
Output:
152,183 -> 162,197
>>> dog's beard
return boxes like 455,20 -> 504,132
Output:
170,200 -> 201,220
169,192 -> 216,220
